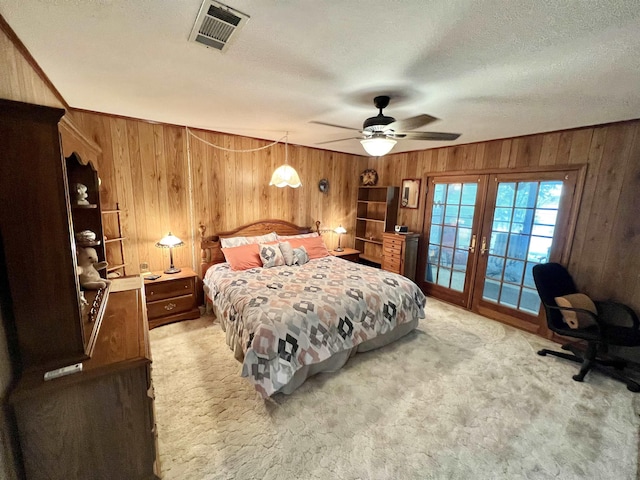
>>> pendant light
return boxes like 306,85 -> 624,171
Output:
269,133 -> 301,188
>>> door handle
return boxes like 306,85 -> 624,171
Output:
480,236 -> 488,255
468,234 -> 477,254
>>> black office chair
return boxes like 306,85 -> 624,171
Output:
532,262 -> 640,392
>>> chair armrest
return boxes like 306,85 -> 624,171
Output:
594,301 -> 640,329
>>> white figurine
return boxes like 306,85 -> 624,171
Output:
74,183 -> 90,206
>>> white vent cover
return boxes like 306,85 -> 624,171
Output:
189,1 -> 249,52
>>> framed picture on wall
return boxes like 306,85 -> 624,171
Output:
401,179 -> 421,209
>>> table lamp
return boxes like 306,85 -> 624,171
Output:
156,232 -> 184,274
334,225 -> 347,252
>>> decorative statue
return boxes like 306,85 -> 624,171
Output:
74,183 -> 90,205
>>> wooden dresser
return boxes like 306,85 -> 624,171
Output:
382,232 -> 420,281
0,100 -> 158,479
10,278 -> 160,480
144,267 -> 200,329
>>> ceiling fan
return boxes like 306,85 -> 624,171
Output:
311,95 -> 461,156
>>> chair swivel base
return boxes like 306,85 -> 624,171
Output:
537,348 -> 640,393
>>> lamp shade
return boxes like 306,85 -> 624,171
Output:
334,225 -> 347,235
360,137 -> 397,157
155,232 -> 184,248
269,164 -> 302,188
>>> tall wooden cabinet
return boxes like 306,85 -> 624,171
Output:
382,232 -> 420,281
0,99 -> 158,479
355,186 -> 399,266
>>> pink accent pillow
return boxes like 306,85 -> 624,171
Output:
221,243 -> 262,271
286,236 -> 330,259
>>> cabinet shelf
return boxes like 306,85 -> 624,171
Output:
107,263 -> 127,272
359,254 -> 382,265
101,209 -> 122,214
104,237 -> 126,244
355,236 -> 383,245
357,217 -> 385,223
76,240 -> 101,247
357,200 -> 387,205
73,204 -> 98,209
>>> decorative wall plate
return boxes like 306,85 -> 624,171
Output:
318,178 -> 330,193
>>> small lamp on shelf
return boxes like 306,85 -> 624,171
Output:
155,232 -> 184,274
334,225 -> 347,252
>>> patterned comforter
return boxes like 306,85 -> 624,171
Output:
204,256 -> 426,397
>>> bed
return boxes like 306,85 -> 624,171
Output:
199,219 -> 426,397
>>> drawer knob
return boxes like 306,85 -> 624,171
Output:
164,302 -> 177,311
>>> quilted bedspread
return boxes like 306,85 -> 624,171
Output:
204,256 -> 426,397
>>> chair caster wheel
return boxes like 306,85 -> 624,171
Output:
627,383 -> 640,393
572,375 -> 584,382
537,350 -> 547,356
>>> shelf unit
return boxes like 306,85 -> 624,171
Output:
67,154 -> 107,277
102,203 -> 127,276
0,100 -> 158,479
355,186 -> 399,265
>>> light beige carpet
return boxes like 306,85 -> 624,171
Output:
150,298 -> 640,480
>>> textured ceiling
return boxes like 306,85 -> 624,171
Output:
2,0 -> 639,156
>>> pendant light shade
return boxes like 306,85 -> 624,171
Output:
269,165 -> 301,188
270,133 -> 301,188
360,137 -> 397,157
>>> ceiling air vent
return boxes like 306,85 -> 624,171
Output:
189,1 -> 249,52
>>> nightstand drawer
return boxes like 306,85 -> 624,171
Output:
145,277 -> 193,301
147,293 -> 196,320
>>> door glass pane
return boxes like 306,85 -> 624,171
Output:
482,179 -> 563,314
437,268 -> 452,287
496,183 -> 516,207
453,249 -> 469,272
425,182 -> 479,291
486,256 -> 504,280
430,225 -> 442,244
451,270 -> 465,292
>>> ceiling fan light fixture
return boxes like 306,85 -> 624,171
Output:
360,137 -> 397,156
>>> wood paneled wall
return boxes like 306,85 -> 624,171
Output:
0,16 -> 65,109
70,111 -> 367,274
368,121 -> 640,314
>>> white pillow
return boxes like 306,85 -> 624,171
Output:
220,232 -> 277,248
277,232 -> 319,240
278,242 -> 295,266
259,243 -> 285,268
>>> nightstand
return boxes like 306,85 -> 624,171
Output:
143,267 -> 200,329
330,248 -> 361,263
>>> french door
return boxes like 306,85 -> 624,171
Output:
421,170 -> 580,332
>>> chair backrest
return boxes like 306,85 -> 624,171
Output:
532,263 -> 579,330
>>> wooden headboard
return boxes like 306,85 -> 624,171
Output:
199,219 -> 321,277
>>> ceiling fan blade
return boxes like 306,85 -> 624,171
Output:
315,136 -> 362,145
310,121 -> 361,132
395,131 -> 461,141
384,114 -> 438,132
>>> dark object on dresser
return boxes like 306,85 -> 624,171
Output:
532,262 -> 640,392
